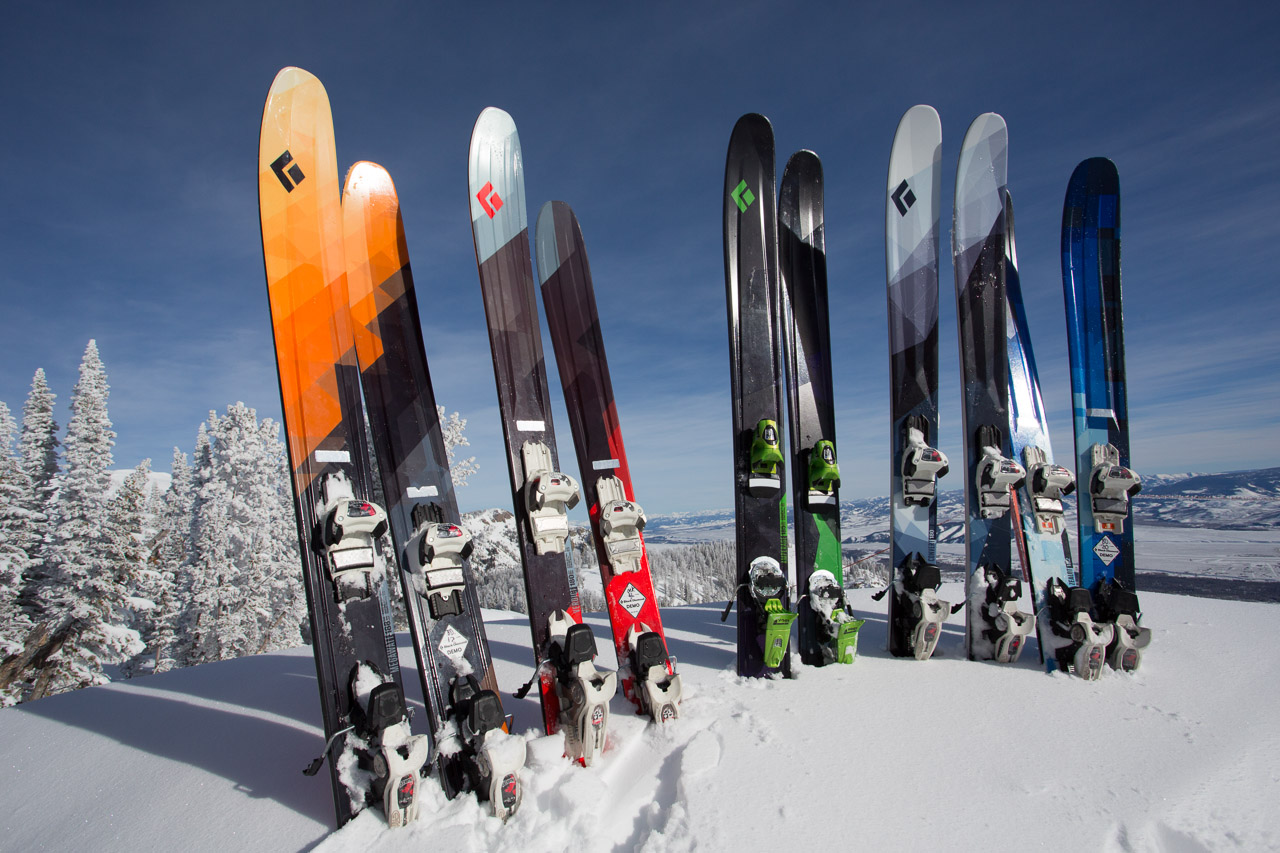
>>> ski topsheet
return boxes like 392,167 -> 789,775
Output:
342,162 -> 524,816
779,151 -> 862,666
952,113 -> 1032,664
258,67 -> 404,827
1062,158 -> 1150,671
536,200 -> 683,723
468,107 -> 595,738
723,113 -> 794,678
884,105 -> 952,661
1004,189 -> 1102,677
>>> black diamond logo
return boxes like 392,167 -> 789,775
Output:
271,150 -> 305,192
892,180 -> 917,216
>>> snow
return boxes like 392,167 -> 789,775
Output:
3,590 -> 1277,852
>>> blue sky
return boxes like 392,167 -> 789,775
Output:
2,2 -> 1278,516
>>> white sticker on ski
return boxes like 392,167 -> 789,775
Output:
619,583 -> 646,618
1093,536 -> 1120,566
438,625 -> 469,663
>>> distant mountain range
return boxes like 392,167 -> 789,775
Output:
642,466 -> 1280,544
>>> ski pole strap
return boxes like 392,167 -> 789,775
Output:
301,724 -> 355,776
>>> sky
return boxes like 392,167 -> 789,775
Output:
2,1 -> 1278,516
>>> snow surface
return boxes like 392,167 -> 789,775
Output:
2,591 -> 1277,852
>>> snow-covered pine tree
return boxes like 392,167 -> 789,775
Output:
0,401 -> 35,660
32,341 -> 143,699
176,404 -> 302,666
16,368 -> 59,621
105,461 -> 153,678
439,405 -> 478,488
146,449 -> 193,674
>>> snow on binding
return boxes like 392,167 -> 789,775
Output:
468,107 -> 615,750
951,113 -> 1032,663
881,105 -> 953,660
536,200 -> 682,723
258,67 -> 414,827
1003,189 -> 1099,678
722,113 -> 795,678
778,150 -> 863,666
1062,157 -> 1151,672
341,162 -> 524,815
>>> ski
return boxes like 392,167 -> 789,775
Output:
468,107 -> 614,754
536,200 -> 682,723
882,104 -> 953,661
952,113 -> 1032,663
342,161 -> 524,816
722,113 -> 795,678
778,151 -> 863,666
1062,157 -> 1150,672
1004,189 -> 1107,678
258,67 -> 413,827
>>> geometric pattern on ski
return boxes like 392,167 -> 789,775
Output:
342,161 -> 509,785
1062,157 -> 1137,594
258,67 -> 402,827
723,113 -> 790,678
535,199 -> 676,712
885,104 -> 944,657
468,106 -> 577,734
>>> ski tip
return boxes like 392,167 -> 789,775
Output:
1068,157 -> 1119,194
268,65 -> 320,91
343,161 -> 395,198
534,201 -> 579,285
901,103 -> 940,123
781,149 -> 822,181
472,106 -> 517,140
961,112 -> 1007,146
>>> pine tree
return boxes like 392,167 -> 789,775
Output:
16,369 -> 59,621
178,404 -> 304,666
105,461 -> 153,677
148,449 -> 193,674
33,341 -> 142,698
439,406 -> 478,488
0,401 -> 35,659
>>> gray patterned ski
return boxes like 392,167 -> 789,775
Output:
881,105 -> 953,661
952,113 -> 1033,664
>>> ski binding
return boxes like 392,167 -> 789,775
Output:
1095,579 -> 1152,672
807,569 -> 864,664
976,566 -> 1034,663
975,428 -> 1026,519
521,440 -> 580,555
1045,579 -> 1114,680
747,419 -> 784,497
750,556 -> 796,668
597,475 -> 646,574
901,416 -> 949,507
625,623 -> 682,724
318,472 -> 388,601
806,439 -> 840,508
895,555 -> 953,660
415,509 -> 473,619
547,610 -> 616,766
1088,443 -> 1141,534
1022,446 -> 1076,536
350,664 -> 431,828
446,674 -> 525,820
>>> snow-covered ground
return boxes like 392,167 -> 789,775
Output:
2,588 -> 1277,852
